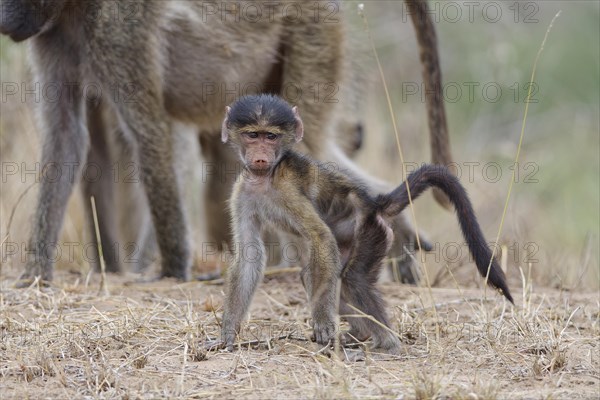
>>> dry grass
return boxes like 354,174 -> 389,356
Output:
0,270 -> 598,399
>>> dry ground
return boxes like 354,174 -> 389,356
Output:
0,267 -> 598,399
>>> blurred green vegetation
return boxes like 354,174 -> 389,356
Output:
353,1 -> 599,284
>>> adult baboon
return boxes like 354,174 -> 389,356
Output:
0,0 -> 450,283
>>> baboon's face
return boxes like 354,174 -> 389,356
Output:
0,0 -> 67,42
237,131 -> 284,173
221,95 -> 304,175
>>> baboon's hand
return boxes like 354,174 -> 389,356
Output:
312,314 -> 338,346
221,315 -> 238,352
222,331 -> 236,352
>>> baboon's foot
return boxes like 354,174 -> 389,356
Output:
15,264 -> 52,288
341,330 -> 370,347
370,333 -> 402,356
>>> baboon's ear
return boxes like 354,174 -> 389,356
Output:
221,106 -> 231,143
292,106 -> 304,143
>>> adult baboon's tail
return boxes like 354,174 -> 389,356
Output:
405,0 -> 455,210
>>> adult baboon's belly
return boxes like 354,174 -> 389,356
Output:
160,4 -> 284,130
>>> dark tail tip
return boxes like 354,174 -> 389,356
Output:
496,281 -> 514,304
486,260 -> 514,304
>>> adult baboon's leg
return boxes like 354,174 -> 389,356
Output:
20,43 -> 88,284
81,99 -> 122,273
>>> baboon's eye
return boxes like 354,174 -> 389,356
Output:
246,132 -> 259,139
266,133 -> 278,141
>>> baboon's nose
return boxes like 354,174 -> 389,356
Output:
253,159 -> 269,169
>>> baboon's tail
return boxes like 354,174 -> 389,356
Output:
405,0 -> 454,210
377,165 -> 513,303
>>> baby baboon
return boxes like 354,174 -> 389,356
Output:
221,95 -> 512,354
